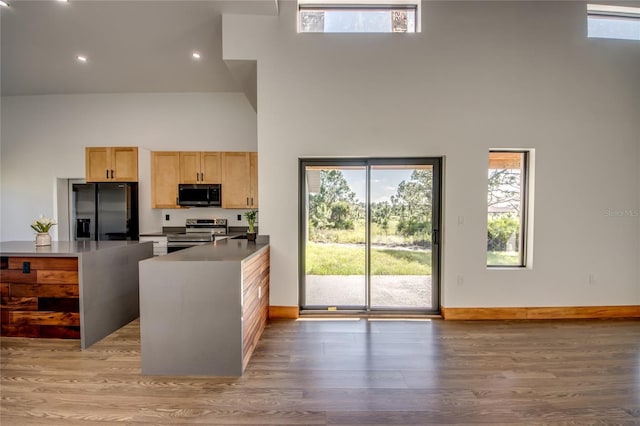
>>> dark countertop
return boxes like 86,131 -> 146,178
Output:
0,240 -> 151,257
140,227 -> 184,237
142,235 -> 269,262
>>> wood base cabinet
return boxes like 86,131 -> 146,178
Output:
242,247 -> 269,370
1,257 -> 80,339
0,241 -> 153,348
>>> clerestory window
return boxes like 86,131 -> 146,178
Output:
587,4 -> 640,41
298,0 -> 420,33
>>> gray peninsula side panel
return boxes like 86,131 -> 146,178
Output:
79,242 -> 153,349
139,260 -> 243,376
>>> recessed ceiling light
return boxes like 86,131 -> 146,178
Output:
76,55 -> 88,63
0,1 -> 10,8
57,0 -> 69,3
192,52 -> 201,60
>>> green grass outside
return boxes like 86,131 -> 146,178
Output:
306,242 -> 431,276
487,251 -> 520,266
311,221 -> 423,246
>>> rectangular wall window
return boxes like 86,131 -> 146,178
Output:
487,151 -> 528,267
587,4 -> 640,41
298,1 -> 419,33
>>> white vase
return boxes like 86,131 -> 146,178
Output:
35,232 -> 51,246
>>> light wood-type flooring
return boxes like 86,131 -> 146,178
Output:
2,317 -> 640,425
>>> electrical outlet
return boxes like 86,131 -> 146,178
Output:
22,262 -> 30,274
237,214 -> 242,221
165,214 -> 170,221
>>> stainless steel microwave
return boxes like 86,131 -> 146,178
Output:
178,184 -> 222,207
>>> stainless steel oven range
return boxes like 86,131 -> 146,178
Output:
166,219 -> 228,253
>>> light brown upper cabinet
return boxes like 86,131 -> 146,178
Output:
86,147 -> 138,182
180,152 -> 221,184
151,152 -> 181,209
250,152 -> 259,208
221,152 -> 258,209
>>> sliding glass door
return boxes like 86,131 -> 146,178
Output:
300,158 -> 440,314
302,163 -> 367,308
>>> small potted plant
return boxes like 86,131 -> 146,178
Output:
244,209 -> 258,242
31,216 -> 56,246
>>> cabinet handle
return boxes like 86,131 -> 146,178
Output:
246,197 -> 249,206
251,197 -> 254,206
110,169 -> 114,179
200,172 -> 204,181
106,169 -> 109,179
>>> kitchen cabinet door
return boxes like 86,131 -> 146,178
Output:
111,147 -> 138,182
180,152 -> 201,184
249,152 -> 258,208
152,152 -> 181,208
85,147 -> 138,182
179,152 -> 221,184
201,152 -> 221,184
221,152 -> 252,209
85,148 -> 110,182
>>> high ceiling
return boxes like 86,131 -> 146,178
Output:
1,0 -> 277,106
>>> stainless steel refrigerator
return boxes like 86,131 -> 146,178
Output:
71,182 -> 139,241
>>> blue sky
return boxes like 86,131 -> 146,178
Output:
342,169 -> 414,203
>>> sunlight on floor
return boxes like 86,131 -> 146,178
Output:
296,317 -> 433,322
296,317 -> 361,321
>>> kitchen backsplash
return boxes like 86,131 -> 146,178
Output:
161,207 -> 256,228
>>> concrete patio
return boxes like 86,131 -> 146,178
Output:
304,275 -> 433,308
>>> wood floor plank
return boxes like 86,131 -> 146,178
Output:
2,318 -> 640,425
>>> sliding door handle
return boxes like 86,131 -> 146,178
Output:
432,229 -> 439,245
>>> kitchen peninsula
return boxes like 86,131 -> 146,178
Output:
139,236 -> 269,376
0,240 -> 153,348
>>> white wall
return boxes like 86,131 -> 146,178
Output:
224,1 -> 640,308
0,92 -> 257,241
